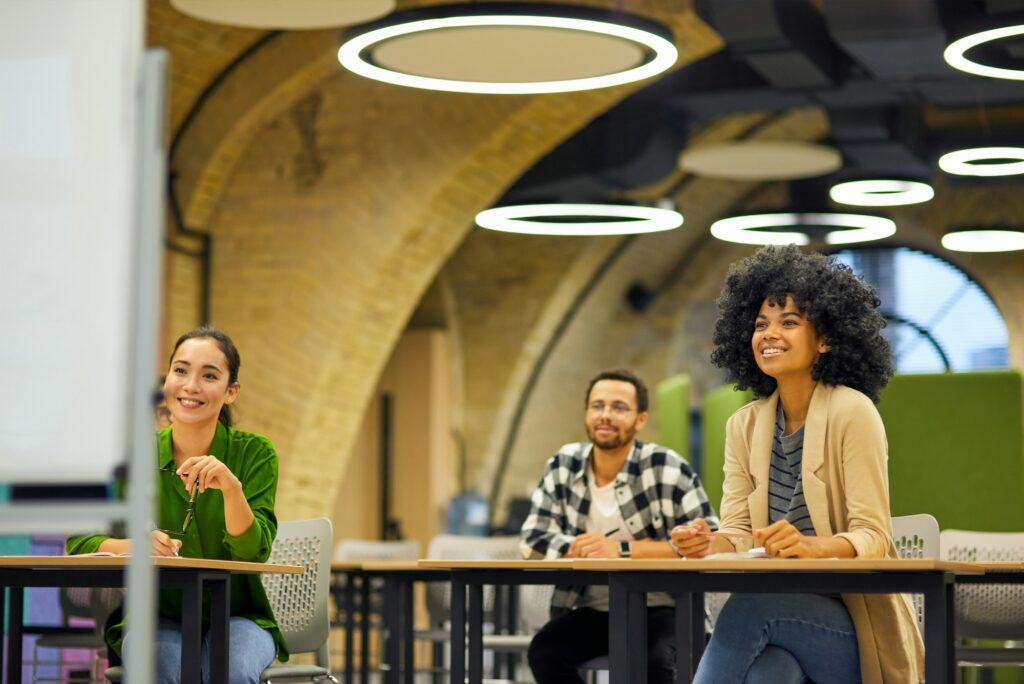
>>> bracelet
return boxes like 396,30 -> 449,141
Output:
667,537 -> 685,557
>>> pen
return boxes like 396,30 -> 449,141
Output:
604,528 -> 620,536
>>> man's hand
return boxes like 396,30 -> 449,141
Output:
565,532 -> 620,558
669,518 -> 712,558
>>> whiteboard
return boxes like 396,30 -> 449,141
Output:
0,1 -> 144,482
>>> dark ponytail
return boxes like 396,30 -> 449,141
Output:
168,326 -> 241,427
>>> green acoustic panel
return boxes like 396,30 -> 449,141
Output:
655,374 -> 690,460
878,371 -> 1024,532
701,385 -> 754,515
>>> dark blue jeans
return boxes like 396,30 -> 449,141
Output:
694,593 -> 860,684
528,606 -> 676,684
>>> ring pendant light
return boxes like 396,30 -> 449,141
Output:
710,212 -> 896,246
476,203 -> 683,236
938,147 -> 1024,177
338,4 -> 677,94
829,179 -> 934,207
942,228 -> 1024,252
944,24 -> 1024,80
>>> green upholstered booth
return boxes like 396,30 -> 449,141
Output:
654,374 -> 690,461
878,371 -> 1024,532
700,385 -> 754,514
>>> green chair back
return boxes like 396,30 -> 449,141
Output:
701,384 -> 754,513
654,374 -> 690,460
878,371 -> 1024,531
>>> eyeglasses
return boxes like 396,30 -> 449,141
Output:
587,401 -> 636,417
157,465 -> 197,538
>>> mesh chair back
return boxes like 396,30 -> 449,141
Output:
261,518 -> 333,656
517,583 -> 555,634
891,513 -> 939,635
424,535 -> 521,626
334,539 -> 420,562
941,529 -> 1024,639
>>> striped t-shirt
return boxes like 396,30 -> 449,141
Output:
768,404 -> 815,535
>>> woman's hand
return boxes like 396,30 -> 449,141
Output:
754,520 -> 825,558
669,518 -> 713,558
176,455 -> 241,494
151,530 -> 182,557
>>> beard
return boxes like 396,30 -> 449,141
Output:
587,422 -> 637,450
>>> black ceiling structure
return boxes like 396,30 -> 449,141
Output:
497,0 -> 1024,205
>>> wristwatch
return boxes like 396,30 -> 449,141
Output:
618,540 -> 632,558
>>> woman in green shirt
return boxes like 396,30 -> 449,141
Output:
67,327 -> 285,683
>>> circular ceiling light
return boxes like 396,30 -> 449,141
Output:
938,147 -> 1024,177
944,24 -> 1024,80
337,4 -> 677,94
829,179 -> 935,207
942,228 -> 1024,252
171,0 -> 395,29
678,141 -> 842,181
475,203 -> 683,236
710,212 -> 896,246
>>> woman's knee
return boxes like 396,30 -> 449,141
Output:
744,645 -> 807,684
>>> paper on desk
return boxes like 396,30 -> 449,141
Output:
705,547 -> 769,560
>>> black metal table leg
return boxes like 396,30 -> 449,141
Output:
383,574 -> 400,684
179,573 -> 203,684
344,573 -> 355,684
402,579 -> 415,684
360,576 -> 371,684
923,572 -> 955,684
673,592 -> 702,683
8,584 -> 24,684
467,583 -> 484,684
609,574 -> 650,684
206,573 -> 230,684
449,574 -> 466,684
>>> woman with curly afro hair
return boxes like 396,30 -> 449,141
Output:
671,245 -> 923,684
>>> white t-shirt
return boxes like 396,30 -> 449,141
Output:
577,462 -> 673,611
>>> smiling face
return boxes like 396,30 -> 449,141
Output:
163,337 -> 238,428
584,379 -> 648,451
751,295 -> 830,384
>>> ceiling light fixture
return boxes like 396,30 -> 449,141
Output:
944,24 -> 1024,80
710,212 -> 896,246
337,3 -> 677,94
829,179 -> 934,207
475,203 -> 683,236
938,147 -> 1024,177
941,228 -> 1024,253
678,141 -> 841,181
171,0 -> 395,29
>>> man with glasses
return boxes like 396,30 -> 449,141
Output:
520,368 -> 719,684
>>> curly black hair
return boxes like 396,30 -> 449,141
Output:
710,245 -> 893,403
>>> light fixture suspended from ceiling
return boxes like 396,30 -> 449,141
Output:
944,23 -> 1024,80
941,228 -> 1024,253
171,0 -> 395,29
709,212 -> 896,246
475,202 -> 683,236
829,179 -> 934,207
938,147 -> 1024,177
337,3 -> 677,94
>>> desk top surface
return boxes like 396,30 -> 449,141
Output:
0,555 -> 303,574
414,558 -> 983,574
331,560 -> 446,572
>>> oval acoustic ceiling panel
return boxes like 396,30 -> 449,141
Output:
679,141 -> 842,181
171,0 -> 395,29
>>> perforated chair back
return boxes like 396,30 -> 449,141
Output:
261,517 -> 334,660
891,513 -> 939,636
517,583 -> 555,634
333,539 -> 420,562
941,529 -> 1024,639
424,535 -> 521,626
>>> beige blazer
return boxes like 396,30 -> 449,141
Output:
719,383 -> 924,684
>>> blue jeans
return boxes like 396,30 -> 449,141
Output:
123,615 -> 276,684
694,593 -> 860,684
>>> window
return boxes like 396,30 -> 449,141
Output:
833,247 -> 1008,373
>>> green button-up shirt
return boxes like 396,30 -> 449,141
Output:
67,423 -> 287,660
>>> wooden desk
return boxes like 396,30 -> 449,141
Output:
574,558 -> 983,684
330,561 -> 447,684
0,556 -> 301,684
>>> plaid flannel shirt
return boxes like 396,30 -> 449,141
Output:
519,440 -> 719,614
